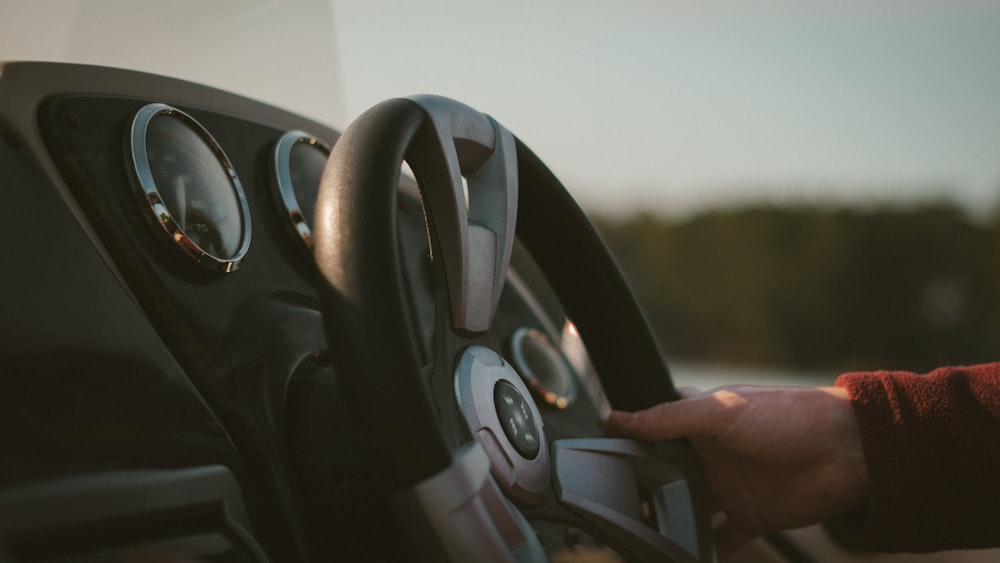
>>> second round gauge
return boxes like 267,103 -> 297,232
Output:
272,131 -> 331,252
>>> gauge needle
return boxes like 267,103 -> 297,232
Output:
174,174 -> 187,228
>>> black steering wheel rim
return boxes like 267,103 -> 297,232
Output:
315,98 -> 453,490
314,96 -> 703,561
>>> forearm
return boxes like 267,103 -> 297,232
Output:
836,363 -> 1000,552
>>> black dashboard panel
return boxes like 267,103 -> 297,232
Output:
40,93 -> 328,378
1,62 -> 353,561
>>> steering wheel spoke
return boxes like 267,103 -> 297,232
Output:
391,442 -> 546,563
551,438 -> 714,563
405,95 -> 518,335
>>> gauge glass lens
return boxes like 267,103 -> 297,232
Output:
288,139 -> 328,231
145,113 -> 246,260
511,328 -> 577,408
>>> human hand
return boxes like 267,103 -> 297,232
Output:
604,385 -> 868,558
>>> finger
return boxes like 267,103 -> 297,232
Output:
601,410 -> 635,437
603,397 -> 724,441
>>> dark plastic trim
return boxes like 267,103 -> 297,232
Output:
0,465 -> 268,562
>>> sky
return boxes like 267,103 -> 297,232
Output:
3,0 -> 998,219
331,1 -> 1000,217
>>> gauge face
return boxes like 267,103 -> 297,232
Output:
273,131 -> 331,251
511,328 -> 578,409
129,103 -> 251,273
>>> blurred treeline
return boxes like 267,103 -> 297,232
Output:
587,203 -> 1000,373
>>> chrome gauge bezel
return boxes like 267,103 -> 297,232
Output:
128,102 -> 251,273
272,131 -> 331,251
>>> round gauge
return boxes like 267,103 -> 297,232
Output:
272,131 -> 331,251
510,328 -> 578,409
128,103 -> 251,273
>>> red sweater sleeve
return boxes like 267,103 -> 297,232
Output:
835,363 -> 1000,552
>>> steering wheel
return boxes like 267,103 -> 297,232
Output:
314,96 -> 714,562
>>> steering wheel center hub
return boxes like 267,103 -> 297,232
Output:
455,345 -> 550,504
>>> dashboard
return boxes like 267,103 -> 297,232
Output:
0,62 -> 618,561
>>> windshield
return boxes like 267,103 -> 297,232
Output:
0,0 -> 347,127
